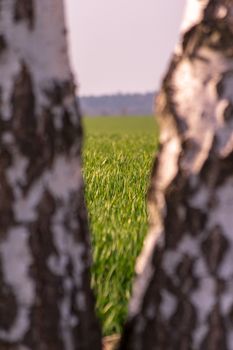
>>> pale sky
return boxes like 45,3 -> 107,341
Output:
64,0 -> 186,96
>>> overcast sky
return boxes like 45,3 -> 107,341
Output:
64,0 -> 186,96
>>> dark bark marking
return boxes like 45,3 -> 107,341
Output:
170,298 -> 197,335
0,146 -> 12,169
27,190 -> 64,350
175,255 -> 198,293
199,138 -> 220,188
66,260 -> 101,350
27,186 -> 101,349
181,138 -> 201,167
215,151 -> 233,187
14,0 -> 34,29
186,206 -> 207,237
0,150 -> 14,231
43,81 -> 82,154
216,71 -> 233,98
0,34 -> 7,54
164,178 -> 188,249
44,80 -> 75,107
201,304 -> 227,350
228,304 -> 233,325
61,109 -> 79,151
215,277 -> 227,298
223,101 -> 233,122
39,108 -> 56,161
11,62 -> 36,156
202,225 -> 229,274
142,318 -> 169,350
23,108 -> 55,193
0,265 -> 17,332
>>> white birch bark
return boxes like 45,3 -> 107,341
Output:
120,0 -> 233,349
0,1 -> 101,349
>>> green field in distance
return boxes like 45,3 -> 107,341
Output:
83,115 -> 156,135
83,115 -> 158,335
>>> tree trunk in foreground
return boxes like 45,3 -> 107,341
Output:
120,0 -> 233,349
0,1 -> 101,349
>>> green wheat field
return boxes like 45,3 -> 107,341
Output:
83,116 -> 158,335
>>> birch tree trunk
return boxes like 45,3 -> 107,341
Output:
0,1 -> 101,349
120,0 -> 233,349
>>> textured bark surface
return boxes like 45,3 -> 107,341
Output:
120,0 -> 233,349
0,1 -> 101,349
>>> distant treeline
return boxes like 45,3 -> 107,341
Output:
79,92 -> 156,116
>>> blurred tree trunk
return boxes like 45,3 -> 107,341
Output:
0,1 -> 101,349
120,0 -> 233,349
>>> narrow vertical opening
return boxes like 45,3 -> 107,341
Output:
64,0 -> 185,338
